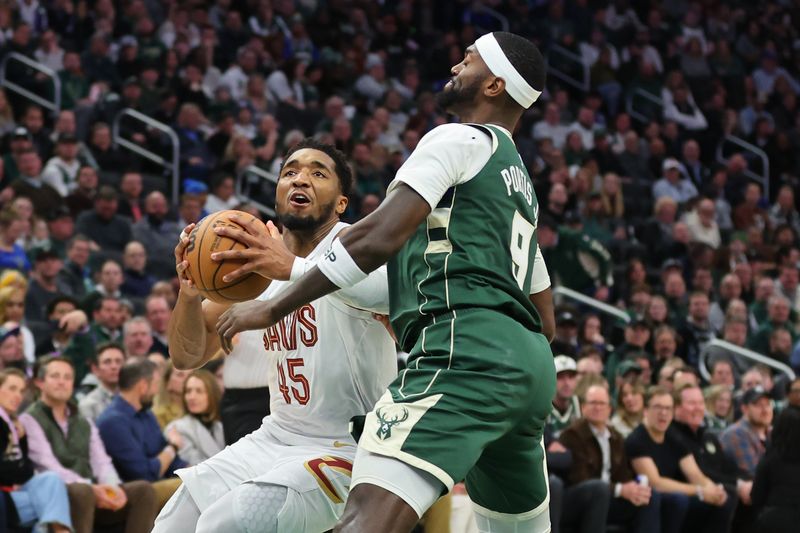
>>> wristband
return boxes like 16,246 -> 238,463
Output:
614,483 -> 622,498
290,257 -> 311,281
696,485 -> 704,502
317,238 -> 368,289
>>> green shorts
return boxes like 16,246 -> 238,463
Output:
359,309 -> 556,515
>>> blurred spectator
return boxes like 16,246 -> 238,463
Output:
87,123 -> 131,172
175,103 -> 214,182
678,292 -> 716,367
705,385 -> 734,431
21,356 -> 157,533
132,192 -> 181,263
653,158 -> 698,205
78,343 -> 123,422
57,235 -> 93,299
204,173 -> 238,213
33,295 -> 83,357
0,323 -> 24,371
144,295 -> 170,357
152,362 -> 188,429
75,186 -> 133,252
0,367 -> 72,532
0,286 -> 33,363
0,208 -> 31,272
768,186 -> 800,236
10,149 -> 62,218
24,248 -> 68,323
548,355 -> 581,438
163,369 -> 224,466
685,199 -> 721,249
720,386 -> 773,479
122,318 -> 153,359
748,295 -> 796,355
65,166 -> 99,217
116,172 -> 144,223
41,134 -> 81,197
121,241 -> 155,299
611,379 -> 646,438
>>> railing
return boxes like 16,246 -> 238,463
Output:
699,339 -> 795,382
112,108 -> 180,201
236,165 -> 277,218
552,286 -> 631,325
715,135 -> 770,199
0,52 -> 61,115
626,88 -> 664,124
546,44 -> 590,93
471,4 -> 509,32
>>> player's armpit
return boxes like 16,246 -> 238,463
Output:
529,287 -> 555,342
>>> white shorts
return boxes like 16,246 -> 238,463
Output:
177,419 -> 356,532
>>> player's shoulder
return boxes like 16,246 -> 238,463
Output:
419,123 -> 492,146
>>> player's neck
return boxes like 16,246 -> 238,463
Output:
284,217 -> 341,258
457,105 -> 520,134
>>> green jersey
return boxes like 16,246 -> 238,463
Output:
387,123 -> 544,352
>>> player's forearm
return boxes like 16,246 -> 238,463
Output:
272,268 -> 339,319
168,291 -> 209,369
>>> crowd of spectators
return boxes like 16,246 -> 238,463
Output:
0,0 -> 796,532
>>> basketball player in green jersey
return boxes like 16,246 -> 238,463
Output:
215,31 -> 555,533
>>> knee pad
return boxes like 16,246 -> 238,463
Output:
472,505 -> 551,533
233,483 -> 288,533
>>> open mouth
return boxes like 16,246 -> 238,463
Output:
289,191 -> 312,207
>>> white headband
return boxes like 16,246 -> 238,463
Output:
474,33 -> 541,109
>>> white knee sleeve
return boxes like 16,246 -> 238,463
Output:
233,483 -> 286,533
153,485 -> 201,533
472,504 -> 551,533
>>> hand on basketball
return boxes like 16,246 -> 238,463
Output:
175,224 -> 200,297
216,299 -> 279,354
211,216 -> 296,283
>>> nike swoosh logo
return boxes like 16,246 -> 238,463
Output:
333,441 -> 354,448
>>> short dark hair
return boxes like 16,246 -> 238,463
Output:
45,295 -> 79,317
492,32 -> 546,102
36,355 -> 74,380
281,138 -> 353,197
92,342 -> 124,365
644,385 -> 673,407
93,295 -> 119,313
96,185 -> 118,201
118,357 -> 157,391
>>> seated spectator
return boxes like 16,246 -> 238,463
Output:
78,343 -> 124,422
704,385 -> 734,431
87,123 -> 132,173
41,134 -> 81,197
0,208 -> 31,273
145,295 -> 170,357
732,182 -> 769,233
153,362 -> 189,429
653,158 -> 699,205
548,355 -> 581,438
120,241 -> 155,299
33,296 -> 85,358
684,199 -> 721,249
82,259 -> 124,315
626,386 -> 735,533
677,291 -> 716,367
611,379 -> 646,438
116,172 -> 145,223
751,406 -> 800,533
57,235 -> 93,299
65,166 -> 98,217
559,384 -> 658,533
0,286 -> 34,364
0,368 -> 72,532
720,386 -> 773,479
63,296 -> 123,385
749,295 -> 797,355
20,356 -> 157,533
164,369 -> 224,466
96,358 -> 186,509
123,318 -> 154,358
74,186 -> 134,253
205,173 -> 238,213
132,192 -> 182,265
24,248 -> 70,323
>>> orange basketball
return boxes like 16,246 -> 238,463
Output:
184,210 -> 271,304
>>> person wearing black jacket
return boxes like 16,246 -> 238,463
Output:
0,368 -> 72,532
751,406 -> 800,533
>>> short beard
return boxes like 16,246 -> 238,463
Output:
435,78 -> 481,115
277,200 -> 337,232
140,397 -> 153,411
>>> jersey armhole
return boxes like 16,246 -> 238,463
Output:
460,124 -> 497,184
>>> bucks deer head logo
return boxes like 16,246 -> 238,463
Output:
375,405 -> 409,440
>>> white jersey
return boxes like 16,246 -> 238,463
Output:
259,221 -> 397,442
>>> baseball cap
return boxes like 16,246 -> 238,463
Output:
32,248 -> 59,262
183,179 -> 208,195
0,323 -> 20,344
46,205 -> 73,222
56,133 -> 78,144
11,127 -> 31,141
554,355 -> 578,375
617,360 -> 643,377
662,158 -> 683,172
557,310 -> 577,326
742,386 -> 770,405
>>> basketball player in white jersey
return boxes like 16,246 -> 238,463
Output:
153,140 -> 398,532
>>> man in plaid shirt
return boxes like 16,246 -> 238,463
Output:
719,387 -> 773,477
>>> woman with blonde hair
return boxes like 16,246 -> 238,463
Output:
610,378 -> 646,438
704,384 -> 733,430
0,270 -> 27,292
0,287 -> 33,364
153,361 -> 190,429
164,369 -> 224,465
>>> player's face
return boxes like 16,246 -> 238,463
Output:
436,46 -> 488,114
276,148 -> 347,231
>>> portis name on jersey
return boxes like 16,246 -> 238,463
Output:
500,164 -> 533,206
262,304 -> 319,351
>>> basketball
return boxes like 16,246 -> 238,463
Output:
184,210 -> 271,304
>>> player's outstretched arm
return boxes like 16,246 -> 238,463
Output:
169,225 -> 226,369
216,185 -> 430,352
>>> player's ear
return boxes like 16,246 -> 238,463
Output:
484,76 -> 505,99
335,195 -> 348,216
